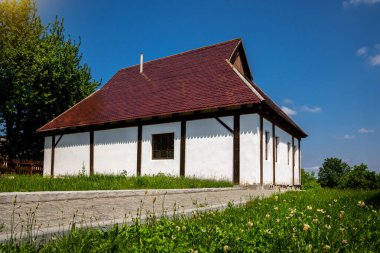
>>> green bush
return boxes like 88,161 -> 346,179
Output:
338,164 -> 379,190
301,168 -> 321,190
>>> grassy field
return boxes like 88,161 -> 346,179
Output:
1,189 -> 379,252
0,174 -> 232,192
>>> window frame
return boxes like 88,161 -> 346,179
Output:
151,132 -> 175,160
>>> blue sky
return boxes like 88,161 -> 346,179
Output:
36,0 -> 380,172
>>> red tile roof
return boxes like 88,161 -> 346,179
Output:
38,39 -> 306,137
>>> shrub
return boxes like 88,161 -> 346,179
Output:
301,168 -> 321,190
338,164 -> 379,189
318,158 -> 350,188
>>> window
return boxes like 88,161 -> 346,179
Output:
275,136 -> 279,163
265,131 -> 269,160
287,142 -> 291,165
152,133 -> 174,159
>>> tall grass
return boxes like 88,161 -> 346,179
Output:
1,189 -> 379,252
0,174 -> 232,192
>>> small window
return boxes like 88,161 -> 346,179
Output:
287,142 -> 291,165
265,131 -> 269,160
275,136 -> 279,163
152,133 -> 174,159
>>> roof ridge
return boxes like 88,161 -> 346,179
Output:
118,38 -> 242,72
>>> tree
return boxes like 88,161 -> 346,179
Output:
301,168 -> 321,190
0,0 -> 99,160
338,164 -> 379,189
318,158 -> 350,188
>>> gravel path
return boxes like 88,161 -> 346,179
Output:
0,187 -> 278,242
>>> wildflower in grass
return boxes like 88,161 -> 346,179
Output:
339,227 -> 345,234
306,205 -> 312,210
276,218 -> 280,223
357,201 -> 365,207
274,195 -> 279,202
342,239 -> 348,244
325,215 -> 331,219
339,210 -> 345,220
176,226 -> 181,231
172,235 -> 176,240
317,209 -> 326,214
323,245 -> 331,251
265,229 -> 272,234
236,237 -> 240,241
306,244 -> 313,251
303,223 -> 310,231
265,213 -> 270,218
223,245 -> 230,252
247,221 -> 254,228
333,199 -> 338,203
325,224 -> 331,230
285,216 -> 290,220
313,218 -> 318,223
190,249 -> 198,253
353,227 -> 357,231
283,199 -> 286,202
274,206 -> 279,211
372,209 -> 377,213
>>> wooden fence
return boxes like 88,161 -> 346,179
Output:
0,159 -> 43,175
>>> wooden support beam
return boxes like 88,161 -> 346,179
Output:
215,117 -> 233,133
298,138 -> 301,185
233,114 -> 240,185
90,131 -> 94,176
180,120 -> 186,177
137,125 -> 142,176
260,114 -> 263,185
272,123 -> 276,185
292,136 -> 295,186
51,135 -> 55,177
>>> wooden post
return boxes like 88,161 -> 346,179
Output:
137,125 -> 142,176
292,136 -> 295,186
272,123 -> 276,185
51,135 -> 55,177
298,138 -> 301,185
90,131 -> 94,176
259,115 -> 263,185
233,114 -> 240,185
180,120 -> 186,177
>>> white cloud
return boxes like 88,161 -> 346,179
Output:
281,106 -> 297,117
300,106 -> 322,113
358,128 -> 375,133
344,134 -> 356,139
369,54 -> 380,66
356,47 -> 368,56
343,0 -> 380,7
283,98 -> 294,105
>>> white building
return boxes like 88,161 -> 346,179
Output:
38,39 -> 307,186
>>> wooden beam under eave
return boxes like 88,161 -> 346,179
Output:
233,114 -> 240,185
180,120 -> 186,177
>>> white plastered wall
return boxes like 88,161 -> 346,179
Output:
94,127 -> 138,175
54,132 -> 90,176
240,114 -> 260,185
186,117 -> 233,181
262,118 -> 273,184
274,126 -> 293,185
141,122 -> 181,176
43,136 -> 52,176
294,139 -> 300,185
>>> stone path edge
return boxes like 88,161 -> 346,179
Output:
0,187 -> 247,204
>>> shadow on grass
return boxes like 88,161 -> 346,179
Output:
365,191 -> 380,209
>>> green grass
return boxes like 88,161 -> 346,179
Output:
1,189 -> 379,252
0,174 -> 232,192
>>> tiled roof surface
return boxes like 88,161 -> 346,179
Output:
38,39 -> 306,137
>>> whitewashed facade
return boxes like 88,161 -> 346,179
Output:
43,112 -> 301,186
